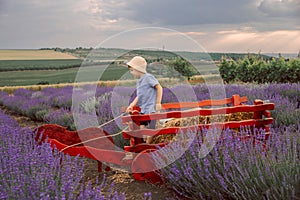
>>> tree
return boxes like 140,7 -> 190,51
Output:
219,58 -> 237,83
170,57 -> 197,80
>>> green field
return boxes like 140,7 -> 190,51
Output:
0,64 -> 129,86
0,59 -> 83,71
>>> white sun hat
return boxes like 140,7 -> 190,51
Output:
126,56 -> 147,73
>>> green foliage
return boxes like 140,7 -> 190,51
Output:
35,109 -> 51,121
80,97 -> 99,114
287,58 -> 300,82
219,55 -> 300,84
45,110 -> 76,130
37,81 -> 50,85
219,59 -> 237,83
170,56 -> 198,80
236,55 -> 264,83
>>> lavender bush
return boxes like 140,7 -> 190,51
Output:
0,91 -> 8,106
0,110 -> 126,200
45,108 -> 76,130
0,109 -> 19,128
154,126 -> 300,200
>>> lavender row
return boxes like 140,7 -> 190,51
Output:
154,126 -> 300,199
0,110 -> 126,200
0,83 -> 299,131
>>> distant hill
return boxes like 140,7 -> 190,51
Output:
47,47 -> 270,62
263,53 -> 299,59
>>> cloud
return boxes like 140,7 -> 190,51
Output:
95,0 -> 299,31
103,0 -> 263,25
0,0 -> 299,52
0,0 -> 132,48
258,0 -> 300,17
199,29 -> 300,53
0,0 -> 4,12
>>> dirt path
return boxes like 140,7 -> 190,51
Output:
82,158 -> 175,200
0,106 -> 176,200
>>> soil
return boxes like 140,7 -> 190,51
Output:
0,106 -> 177,200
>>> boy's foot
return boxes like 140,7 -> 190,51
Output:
143,135 -> 153,144
146,136 -> 153,144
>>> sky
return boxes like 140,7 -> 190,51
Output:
0,0 -> 299,53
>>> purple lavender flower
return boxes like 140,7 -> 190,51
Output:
157,126 -> 300,199
0,111 -> 126,200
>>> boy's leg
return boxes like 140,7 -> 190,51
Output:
140,124 -> 148,142
148,120 -> 156,129
146,135 -> 153,144
123,124 -> 147,161
140,125 -> 146,129
145,120 -> 156,144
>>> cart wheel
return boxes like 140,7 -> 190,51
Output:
131,149 -> 164,184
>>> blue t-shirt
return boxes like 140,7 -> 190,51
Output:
137,73 -> 159,114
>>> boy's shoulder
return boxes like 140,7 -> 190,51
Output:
144,73 -> 157,79
139,73 -> 159,85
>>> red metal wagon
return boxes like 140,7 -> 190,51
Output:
35,94 -> 275,184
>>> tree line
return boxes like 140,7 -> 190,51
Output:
219,53 -> 300,83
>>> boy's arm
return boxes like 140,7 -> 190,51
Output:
126,97 -> 138,113
154,84 -> 163,112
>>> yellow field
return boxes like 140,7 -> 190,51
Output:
0,50 -> 78,60
0,80 -> 136,93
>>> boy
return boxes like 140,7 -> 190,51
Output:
126,56 -> 163,143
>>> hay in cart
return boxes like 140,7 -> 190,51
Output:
150,112 -> 254,144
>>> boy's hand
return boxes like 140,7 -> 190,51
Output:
155,103 -> 162,112
126,104 -> 134,113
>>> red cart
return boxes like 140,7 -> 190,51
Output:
35,94 -> 275,184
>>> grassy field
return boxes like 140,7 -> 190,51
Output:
0,59 -> 83,71
0,64 -> 130,86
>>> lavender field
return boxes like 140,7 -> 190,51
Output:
1,83 -> 300,199
0,111 -> 125,199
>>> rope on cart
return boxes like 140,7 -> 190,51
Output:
97,112 -> 125,128
60,113 -> 128,152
